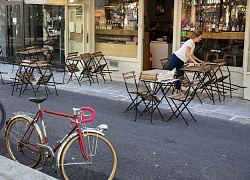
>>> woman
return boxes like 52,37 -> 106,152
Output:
166,29 -> 204,92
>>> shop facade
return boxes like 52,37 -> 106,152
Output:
173,0 -> 250,99
1,0 -> 250,99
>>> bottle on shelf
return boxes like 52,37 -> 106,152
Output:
208,22 -> 212,32
231,17 -> 236,32
240,23 -> 245,32
212,17 -> 216,32
219,18 -> 224,32
223,22 -> 228,32
236,19 -> 240,32
215,23 -> 219,33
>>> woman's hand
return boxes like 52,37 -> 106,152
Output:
193,62 -> 200,66
200,60 -> 205,64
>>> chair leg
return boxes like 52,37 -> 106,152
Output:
167,100 -> 195,126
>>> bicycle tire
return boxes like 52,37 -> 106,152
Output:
59,132 -> 117,180
0,101 -> 6,130
5,117 -> 42,168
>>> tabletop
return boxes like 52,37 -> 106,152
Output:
141,69 -> 176,83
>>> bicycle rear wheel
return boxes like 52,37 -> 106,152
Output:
5,117 -> 42,168
60,132 -> 117,180
0,101 -> 6,130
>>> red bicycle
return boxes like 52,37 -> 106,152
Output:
5,97 -> 117,180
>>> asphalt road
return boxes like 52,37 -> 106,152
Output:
1,83 -> 250,180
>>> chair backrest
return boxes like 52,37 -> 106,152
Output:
80,53 -> 91,60
138,72 -> 158,92
93,52 -> 102,57
92,52 -> 107,65
122,71 -> 138,91
80,53 -> 92,74
91,52 -> 108,71
67,52 -> 78,59
160,58 -> 169,69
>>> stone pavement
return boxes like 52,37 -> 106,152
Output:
1,63 -> 250,125
0,156 -> 57,180
0,63 -> 250,179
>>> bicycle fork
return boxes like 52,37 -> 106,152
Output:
77,127 -> 92,163
73,108 -> 92,163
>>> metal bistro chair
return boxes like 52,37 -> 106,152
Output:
92,52 -> 117,81
65,52 -> 81,85
122,71 -> 148,117
79,53 -> 94,85
167,78 -> 200,126
160,57 -> 170,70
36,60 -> 58,97
88,53 -> 107,84
137,72 -> 164,124
208,62 -> 242,99
12,70 -> 37,97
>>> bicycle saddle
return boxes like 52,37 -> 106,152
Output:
29,97 -> 48,104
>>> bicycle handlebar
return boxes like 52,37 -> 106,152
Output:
71,107 -> 96,124
80,107 -> 96,123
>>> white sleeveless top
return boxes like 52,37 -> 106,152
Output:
174,39 -> 195,63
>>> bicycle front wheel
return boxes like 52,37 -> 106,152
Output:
5,117 -> 42,168
0,101 -> 6,130
60,132 -> 117,180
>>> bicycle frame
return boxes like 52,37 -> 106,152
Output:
18,105 -> 96,163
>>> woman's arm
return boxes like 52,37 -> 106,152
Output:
191,54 -> 204,63
186,46 -> 199,64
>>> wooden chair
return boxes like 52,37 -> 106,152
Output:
11,71 -> 37,97
92,52 -> 116,82
79,53 -> 94,85
65,52 -> 81,85
160,58 -> 169,69
167,78 -> 200,126
122,71 -> 148,117
89,53 -> 107,84
136,72 -> 164,124
36,60 -> 58,96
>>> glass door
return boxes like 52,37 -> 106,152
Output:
67,6 -> 84,54
5,1 -> 24,59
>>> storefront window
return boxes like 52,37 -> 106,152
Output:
181,0 -> 247,67
0,0 -> 6,54
24,5 -> 65,63
94,0 -> 139,58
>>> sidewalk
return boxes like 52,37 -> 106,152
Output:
1,63 -> 250,179
2,63 -> 250,125
0,156 -> 57,180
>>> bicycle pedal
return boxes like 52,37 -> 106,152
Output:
36,167 -> 43,171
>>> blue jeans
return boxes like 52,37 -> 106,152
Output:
165,54 -> 184,90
